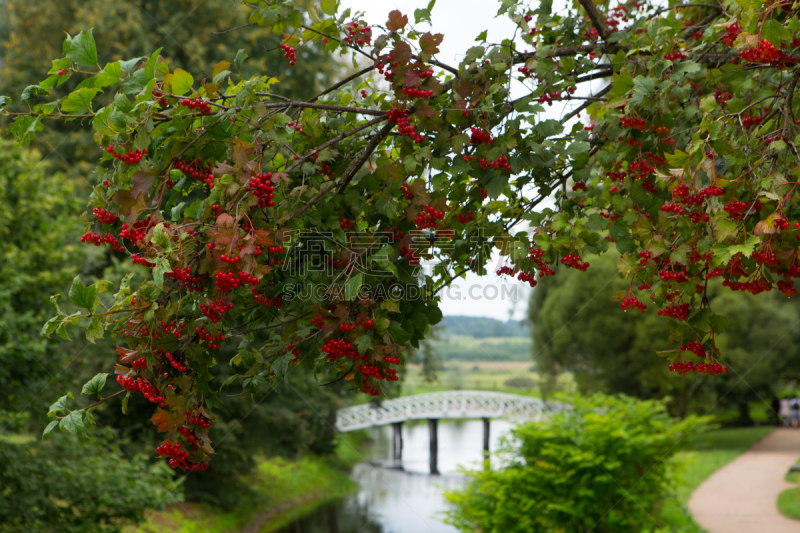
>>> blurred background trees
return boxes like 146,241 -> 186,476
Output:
529,253 -> 800,421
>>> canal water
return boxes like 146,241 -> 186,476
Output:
276,419 -> 515,533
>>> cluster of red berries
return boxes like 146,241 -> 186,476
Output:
714,89 -> 733,107
220,254 -> 240,264
321,339 -> 358,362
561,253 -> 589,271
339,324 -> 355,333
478,156 -> 511,171
376,55 -> 398,80
496,266 -> 515,277
680,341 -> 706,357
180,98 -> 212,114
163,352 -> 188,372
93,207 -> 119,225
537,92 -> 563,105
400,182 -> 414,200
400,246 -> 420,265
252,289 -> 282,308
106,145 -> 147,165
214,271 -> 242,293
573,182 -> 588,192
186,410 -> 212,428
414,205 -> 445,230
387,108 -> 423,142
151,88 -> 169,107
638,251 -> 652,265
739,39 -> 795,69
343,20 -> 370,46
470,128 -> 493,145
200,300 -> 234,323
621,296 -> 647,312
742,114 -> 764,130
657,303 -> 691,321
723,200 -> 755,218
456,210 -> 474,224
402,87 -> 434,99
529,248 -> 555,276
620,116 -> 646,131
721,23 -> 741,47
362,319 -> 374,329
777,280 -> 798,298
174,158 -> 215,186
659,269 -> 690,283
165,266 -> 204,292
311,315 -> 325,329
157,441 -> 204,471
339,219 -> 354,230
669,361 -> 728,375
661,202 -> 686,215
752,249 -> 779,266
280,43 -> 297,65
196,327 -> 225,349
117,374 -> 165,405
81,231 -> 125,252
664,51 -> 686,61
132,254 -> 154,268
517,66 -> 532,78
249,173 -> 276,207
131,358 -> 148,370
159,320 -> 185,339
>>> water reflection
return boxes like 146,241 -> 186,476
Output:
275,419 -> 514,533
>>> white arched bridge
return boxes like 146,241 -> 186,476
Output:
336,391 -> 568,474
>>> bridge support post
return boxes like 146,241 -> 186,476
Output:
429,418 -> 439,475
482,417 -> 490,454
392,422 -> 403,465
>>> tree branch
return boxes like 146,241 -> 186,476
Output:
254,98 -> 387,116
577,0 -> 613,40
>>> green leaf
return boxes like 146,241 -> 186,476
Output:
81,373 -> 108,396
62,88 -> 99,113
144,48 -> 163,81
608,68 -> 634,100
388,321 -> 411,343
728,235 -> 760,258
68,275 -> 98,311
565,141 -> 590,156
356,334 -> 373,354
688,308 -> 713,329
320,0 -> 338,16
714,218 -> 739,242
67,29 -> 98,67
345,272 -> 363,299
475,30 -> 488,42
286,9 -> 303,28
48,393 -> 72,417
95,61 -> 122,88
0,96 -> 10,108
59,411 -> 85,434
21,85 -> 48,103
42,420 -> 58,439
630,76 -> 656,105
86,315 -> 104,343
41,316 -> 60,338
762,19 -> 791,47
164,68 -> 194,96
234,49 -> 249,71
710,314 -> 731,334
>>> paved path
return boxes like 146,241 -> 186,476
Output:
688,427 -> 800,533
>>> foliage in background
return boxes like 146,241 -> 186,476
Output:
440,315 -> 529,338
0,432 -> 181,533
0,138 -> 90,426
529,254 -> 800,419
445,394 -> 708,533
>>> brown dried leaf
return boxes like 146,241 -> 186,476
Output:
419,32 -> 444,55
253,229 -> 274,247
754,219 -> 777,235
216,213 -> 234,229
152,408 -> 177,433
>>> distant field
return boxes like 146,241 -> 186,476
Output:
427,334 -> 532,362
401,361 -> 576,397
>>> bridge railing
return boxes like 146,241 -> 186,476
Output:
335,390 -> 568,432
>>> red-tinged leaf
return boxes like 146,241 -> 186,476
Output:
151,408 -> 177,432
116,345 -> 139,363
213,161 -> 234,176
253,229 -> 274,247
404,70 -> 421,88
216,213 -> 234,228
208,228 -> 235,247
386,10 -> 408,32
456,81 -> 473,98
415,100 -> 435,118
753,220 -> 776,235
419,33 -> 444,55
115,363 -> 130,375
391,41 -> 413,64
240,237 -> 256,255
131,171 -> 155,198
271,172 -> 290,185
255,265 -> 273,277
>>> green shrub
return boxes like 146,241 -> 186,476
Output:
0,432 -> 181,533
445,394 -> 708,533
503,376 -> 536,389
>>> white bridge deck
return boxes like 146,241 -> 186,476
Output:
336,390 -> 568,432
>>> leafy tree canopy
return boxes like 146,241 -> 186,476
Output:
3,0 -> 800,469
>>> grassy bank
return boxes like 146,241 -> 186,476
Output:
132,432 -> 369,533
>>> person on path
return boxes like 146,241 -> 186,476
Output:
790,395 -> 800,428
779,396 -> 791,426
